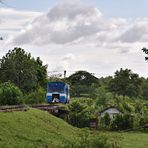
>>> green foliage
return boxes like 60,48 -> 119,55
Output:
0,81 -> 23,105
139,113 -> 148,126
91,86 -> 114,105
0,47 -> 47,92
67,71 -> 100,97
99,76 -> 113,88
111,114 -> 134,131
67,98 -> 97,128
109,68 -> 142,98
141,79 -> 148,100
0,109 -> 120,147
103,113 -> 111,128
24,87 -> 46,104
61,130 -> 112,148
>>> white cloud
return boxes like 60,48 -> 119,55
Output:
10,0 -> 104,45
1,1 -> 148,77
116,21 -> 148,43
0,8 -> 42,35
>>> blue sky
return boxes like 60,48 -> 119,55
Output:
2,0 -> 148,18
0,0 -> 148,77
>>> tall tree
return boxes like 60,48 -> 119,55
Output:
67,71 -> 100,97
0,47 -> 47,92
109,68 -> 142,97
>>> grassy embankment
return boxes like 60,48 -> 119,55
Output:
0,109 -> 80,147
0,109 -> 148,147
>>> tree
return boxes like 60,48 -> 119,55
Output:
142,47 -> 148,61
67,99 -> 96,128
24,86 -> 46,104
67,71 -> 100,97
0,47 -> 47,92
108,68 -> 142,98
0,82 -> 23,105
91,86 -> 113,105
111,114 -> 134,131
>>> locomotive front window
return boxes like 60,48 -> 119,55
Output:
48,83 -> 65,93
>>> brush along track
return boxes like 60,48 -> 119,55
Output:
0,104 -> 67,115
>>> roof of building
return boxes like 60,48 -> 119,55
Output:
100,106 -> 122,114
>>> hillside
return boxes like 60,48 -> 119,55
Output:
0,109 -> 81,147
0,108 -> 148,148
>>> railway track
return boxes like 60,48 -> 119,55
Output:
0,104 -> 68,116
0,105 -> 28,112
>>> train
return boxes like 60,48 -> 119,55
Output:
46,82 -> 70,104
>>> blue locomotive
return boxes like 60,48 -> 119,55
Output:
46,82 -> 70,104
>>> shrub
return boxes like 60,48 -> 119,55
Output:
0,81 -> 23,105
67,99 -> 96,128
100,113 -> 111,129
111,114 -> 134,131
24,87 -> 46,104
60,130 -> 113,148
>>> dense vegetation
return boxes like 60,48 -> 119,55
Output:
0,47 -> 47,93
0,81 -> 23,105
0,109 -> 148,148
0,109 -> 117,148
0,47 -> 148,147
0,48 -> 148,105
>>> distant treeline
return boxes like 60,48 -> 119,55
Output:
0,47 -> 148,106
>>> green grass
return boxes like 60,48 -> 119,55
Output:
0,109 -> 80,147
119,132 -> 148,148
0,109 -> 148,148
100,131 -> 148,148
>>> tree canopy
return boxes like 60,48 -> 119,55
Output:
108,68 -> 142,98
0,47 -> 47,92
67,71 -> 100,97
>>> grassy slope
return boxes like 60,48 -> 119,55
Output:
0,109 -> 148,148
102,132 -> 148,148
0,109 -> 80,147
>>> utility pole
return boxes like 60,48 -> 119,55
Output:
64,70 -> 66,78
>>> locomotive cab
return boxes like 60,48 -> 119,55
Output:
46,82 -> 70,104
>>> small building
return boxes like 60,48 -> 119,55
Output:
100,106 -> 121,119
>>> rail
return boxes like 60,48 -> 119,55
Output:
0,104 -> 68,116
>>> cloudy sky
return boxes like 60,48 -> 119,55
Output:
0,0 -> 148,77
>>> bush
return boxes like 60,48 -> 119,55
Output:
139,114 -> 148,126
111,114 -> 134,131
24,87 -> 46,104
91,86 -> 114,106
60,130 -> 113,148
67,99 -> 96,128
0,82 -> 23,105
100,113 -> 111,129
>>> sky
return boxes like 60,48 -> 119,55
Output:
0,0 -> 148,78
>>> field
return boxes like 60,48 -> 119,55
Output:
103,132 -> 148,148
120,132 -> 148,148
0,108 -> 148,147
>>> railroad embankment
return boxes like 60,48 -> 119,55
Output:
0,109 -> 79,147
